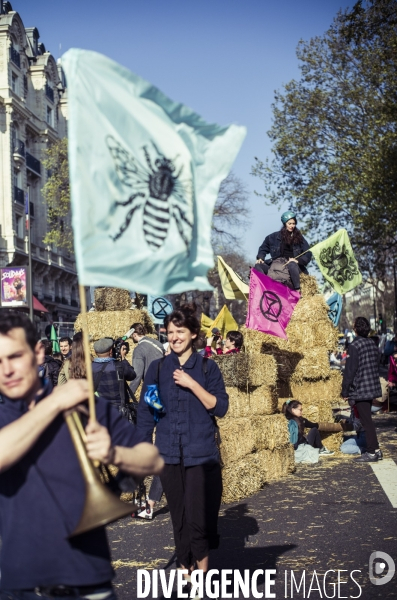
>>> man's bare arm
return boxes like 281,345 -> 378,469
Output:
0,380 -> 89,473
85,421 -> 164,477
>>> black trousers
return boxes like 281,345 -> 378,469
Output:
355,401 -> 379,454
255,260 -> 301,289
148,475 -> 163,503
160,462 -> 222,568
306,427 -> 323,449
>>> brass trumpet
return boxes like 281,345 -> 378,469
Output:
65,410 -> 135,537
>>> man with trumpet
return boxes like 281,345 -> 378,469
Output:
0,313 -> 164,600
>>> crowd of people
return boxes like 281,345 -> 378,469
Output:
0,209 -> 394,599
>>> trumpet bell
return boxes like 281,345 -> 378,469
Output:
65,412 -> 136,538
71,475 -> 135,537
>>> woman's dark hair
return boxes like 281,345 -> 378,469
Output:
354,317 -> 371,338
42,339 -> 53,356
195,333 -> 207,350
0,312 -> 38,350
69,339 -> 88,380
226,330 -> 243,349
280,223 -> 304,246
282,400 -> 304,436
131,323 -> 146,337
164,303 -> 200,339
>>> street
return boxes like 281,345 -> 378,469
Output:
107,412 -> 397,600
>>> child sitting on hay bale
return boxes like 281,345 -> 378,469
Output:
282,400 -> 334,463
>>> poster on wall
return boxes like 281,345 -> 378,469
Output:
1,267 -> 28,307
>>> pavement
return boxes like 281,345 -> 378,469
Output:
108,411 -> 397,600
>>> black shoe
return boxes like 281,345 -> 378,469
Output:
354,452 -> 378,463
375,449 -> 383,460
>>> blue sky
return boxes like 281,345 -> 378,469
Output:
18,0 -> 352,262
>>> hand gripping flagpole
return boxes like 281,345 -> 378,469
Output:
78,284 -> 96,422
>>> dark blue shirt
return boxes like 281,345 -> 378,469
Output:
137,352 -> 228,466
0,384 -> 140,590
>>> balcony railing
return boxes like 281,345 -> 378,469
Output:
26,151 -> 41,176
55,296 -> 61,303
43,294 -> 53,302
45,83 -> 54,102
61,297 -> 69,305
10,46 -> 20,68
13,139 -> 25,157
14,186 -> 25,204
71,299 -> 78,307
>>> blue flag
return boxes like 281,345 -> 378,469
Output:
61,49 -> 246,295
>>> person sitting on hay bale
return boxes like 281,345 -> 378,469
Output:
282,400 -> 334,463
204,331 -> 243,358
254,211 -> 312,292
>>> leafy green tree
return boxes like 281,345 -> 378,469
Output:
251,0 -> 397,278
41,138 -> 73,252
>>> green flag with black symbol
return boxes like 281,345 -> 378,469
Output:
311,229 -> 362,295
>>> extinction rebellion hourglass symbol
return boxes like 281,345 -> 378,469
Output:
259,290 -> 282,322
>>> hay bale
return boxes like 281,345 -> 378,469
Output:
94,287 -> 132,311
290,295 -> 329,322
224,387 -> 250,419
252,414 -> 290,450
247,354 -> 278,387
219,418 -> 255,464
213,353 -> 277,389
224,385 -> 277,419
75,308 -> 154,340
249,384 -> 278,415
300,274 -> 319,297
290,348 -> 331,383
320,431 -> 344,452
221,445 -> 294,503
291,374 -> 342,406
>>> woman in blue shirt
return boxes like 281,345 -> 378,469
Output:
137,304 -> 228,582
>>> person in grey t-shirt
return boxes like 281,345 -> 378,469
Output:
129,323 -> 164,394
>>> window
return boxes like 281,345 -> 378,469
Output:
11,72 -> 18,94
46,106 -> 53,127
16,215 -> 24,239
13,168 -> 19,188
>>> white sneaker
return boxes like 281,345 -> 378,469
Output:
137,506 -> 153,520
319,446 -> 334,456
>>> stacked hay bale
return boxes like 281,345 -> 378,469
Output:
74,287 -> 155,369
213,353 -> 295,504
242,274 -> 343,453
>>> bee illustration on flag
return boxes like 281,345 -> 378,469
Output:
105,136 -> 194,253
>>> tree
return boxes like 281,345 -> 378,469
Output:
251,0 -> 397,279
211,172 -> 251,250
41,138 -> 73,252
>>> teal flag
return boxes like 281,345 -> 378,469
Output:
61,49 -> 246,295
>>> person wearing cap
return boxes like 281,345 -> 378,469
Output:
254,211 -> 312,291
92,337 -> 136,405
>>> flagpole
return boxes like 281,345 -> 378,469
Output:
78,284 -> 96,422
26,187 -> 34,323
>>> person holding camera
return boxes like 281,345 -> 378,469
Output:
92,338 -> 136,406
204,330 -> 243,357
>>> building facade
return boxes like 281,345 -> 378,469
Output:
0,1 -> 79,334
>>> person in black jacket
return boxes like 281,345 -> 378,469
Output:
342,316 -> 383,462
40,340 -> 62,387
255,211 -> 312,291
282,400 -> 334,455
